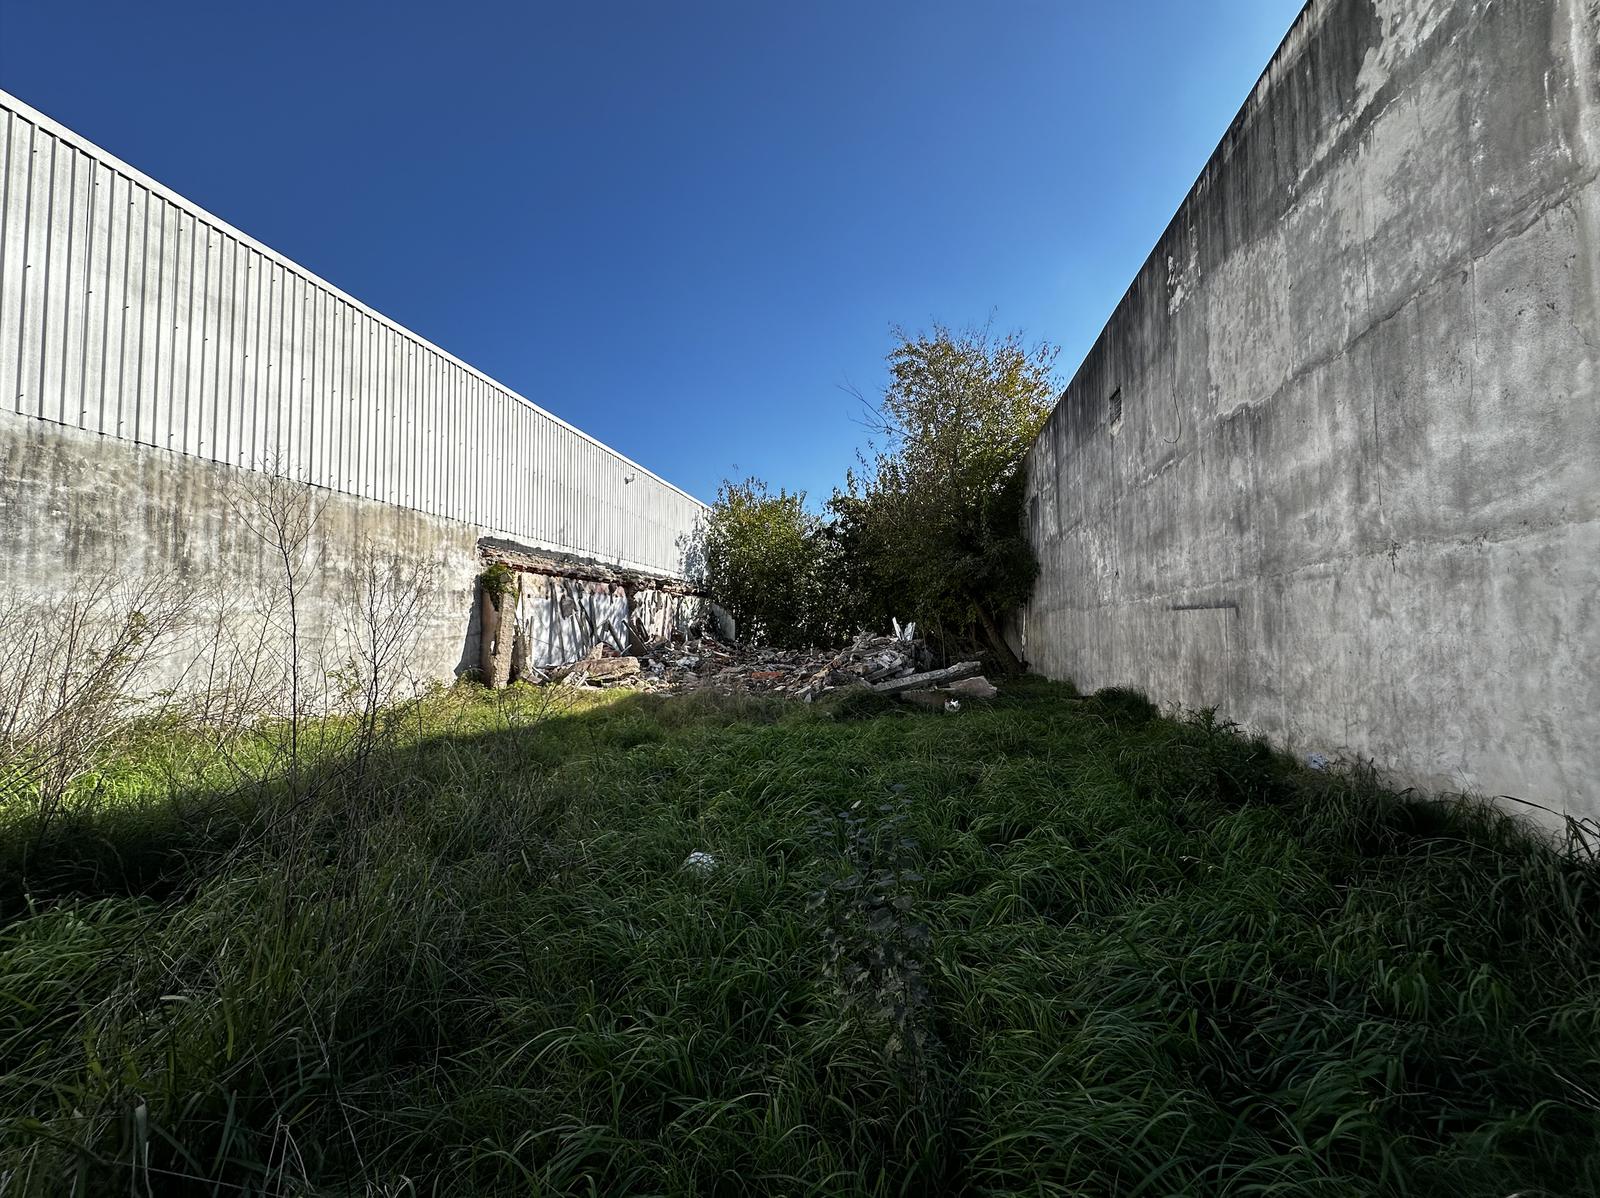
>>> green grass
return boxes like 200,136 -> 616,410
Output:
2,680 -> 1597,1196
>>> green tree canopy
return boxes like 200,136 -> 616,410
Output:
702,324 -> 1059,664
834,323 -> 1057,662
701,477 -> 830,646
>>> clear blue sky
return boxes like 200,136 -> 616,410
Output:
1,0 -> 1304,504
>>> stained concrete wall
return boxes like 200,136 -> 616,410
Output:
1,411 -> 718,699
1018,0 -> 1599,823
1,411 -> 483,696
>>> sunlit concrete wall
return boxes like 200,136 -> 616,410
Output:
1019,0 -> 1599,823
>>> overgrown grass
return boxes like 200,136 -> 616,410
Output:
2,681 -> 1597,1195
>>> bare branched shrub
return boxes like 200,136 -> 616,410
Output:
328,538 -> 440,779
0,571 -> 193,832
176,573 -> 284,738
225,462 -> 325,779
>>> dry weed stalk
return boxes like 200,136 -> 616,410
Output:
225,459 -> 326,779
0,571 -> 193,831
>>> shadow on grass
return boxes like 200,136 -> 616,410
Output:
2,680 -> 1597,1196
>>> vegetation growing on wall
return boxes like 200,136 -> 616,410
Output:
702,324 -> 1057,663
478,562 -> 516,602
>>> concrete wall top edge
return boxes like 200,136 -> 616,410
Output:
1047,0 -> 1488,419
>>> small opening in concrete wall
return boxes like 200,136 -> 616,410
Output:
1108,388 -> 1123,435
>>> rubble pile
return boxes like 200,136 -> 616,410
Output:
538,621 -> 999,706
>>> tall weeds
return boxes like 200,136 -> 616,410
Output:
2,679 -> 1596,1196
0,573 -> 193,849
0,473 -> 1594,1195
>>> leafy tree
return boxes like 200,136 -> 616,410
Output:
835,322 -> 1058,665
702,477 -> 832,646
701,324 -> 1059,663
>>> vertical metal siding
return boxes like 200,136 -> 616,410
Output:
0,90 -> 705,576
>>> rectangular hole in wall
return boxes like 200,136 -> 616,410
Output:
1108,387 -> 1123,435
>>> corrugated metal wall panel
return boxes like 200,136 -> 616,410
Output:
0,90 -> 705,577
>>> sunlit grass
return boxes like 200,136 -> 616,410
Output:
2,680 -> 1596,1195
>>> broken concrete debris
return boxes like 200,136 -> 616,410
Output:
869,661 -> 982,696
948,676 -> 999,700
534,625 -> 999,706
576,655 -> 642,684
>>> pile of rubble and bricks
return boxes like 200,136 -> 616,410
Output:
532,620 -> 999,708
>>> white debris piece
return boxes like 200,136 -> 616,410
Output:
683,850 -> 718,873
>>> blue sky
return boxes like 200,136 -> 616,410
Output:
1,0 -> 1305,503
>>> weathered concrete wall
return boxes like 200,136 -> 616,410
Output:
2,413 -> 717,698
0,411 -> 483,695
1019,0 -> 1600,823
504,572 -> 711,674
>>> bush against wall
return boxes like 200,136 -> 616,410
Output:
701,477 -> 836,646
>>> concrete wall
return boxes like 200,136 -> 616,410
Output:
1,412 -> 483,697
1019,0 -> 1599,822
0,90 -> 708,695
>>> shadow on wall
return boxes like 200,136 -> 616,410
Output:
474,561 -> 735,686
466,512 -> 724,685
510,575 -> 729,668
676,519 -> 708,584
455,593 -> 482,681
